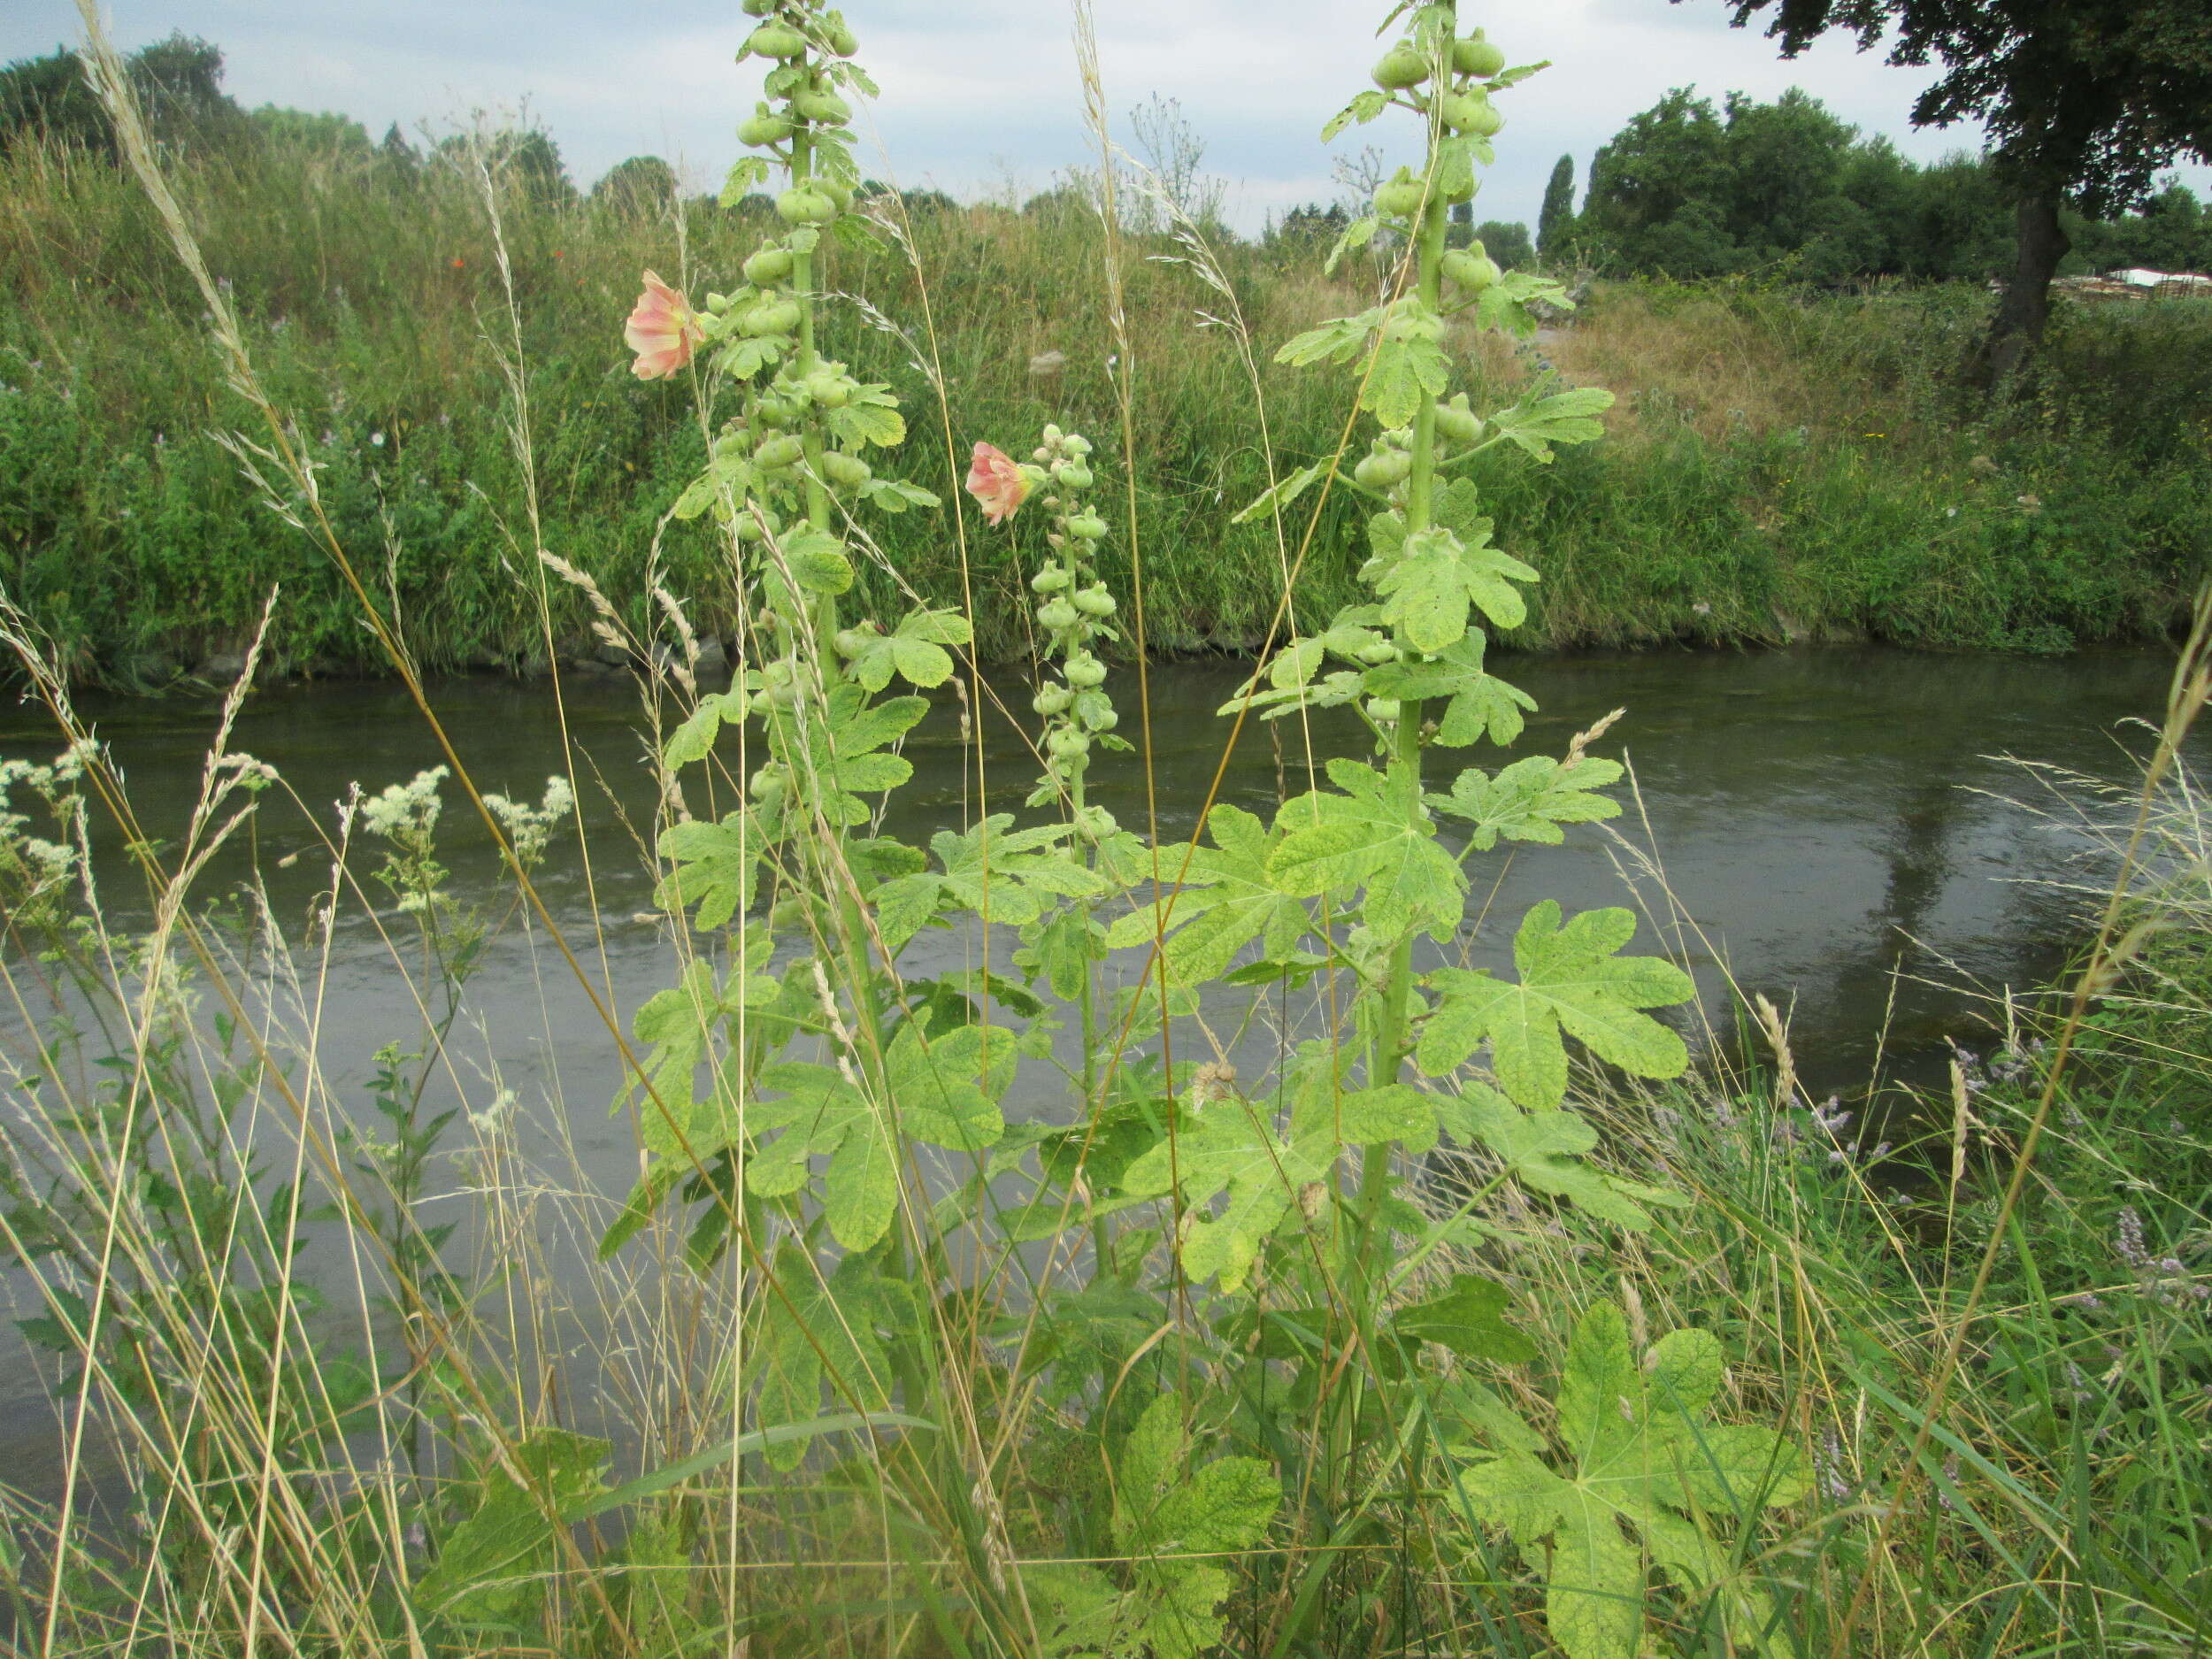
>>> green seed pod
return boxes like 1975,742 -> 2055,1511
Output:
1372,47 -> 1429,90
737,110 -> 795,147
755,434 -> 805,470
1048,727 -> 1090,760
792,88 -> 850,125
1434,395 -> 1483,445
1073,803 -> 1118,841
761,659 -> 794,687
821,451 -> 872,489
1033,685 -> 1073,716
1366,697 -> 1402,724
805,373 -> 853,409
1072,586 -> 1116,618
818,178 -> 854,211
1038,599 -> 1079,632
1055,461 -> 1094,491
776,187 -> 837,225
743,24 -> 807,59
1374,172 -> 1426,218
1452,34 -> 1507,77
1064,654 -> 1108,688
825,21 -> 859,57
1354,449 -> 1413,491
743,246 -> 795,286
1441,249 -> 1502,292
1031,565 -> 1073,594
1067,512 -> 1109,541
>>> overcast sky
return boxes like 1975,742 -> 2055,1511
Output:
12,2 -> 2209,234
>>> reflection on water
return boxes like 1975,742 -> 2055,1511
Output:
0,644 -> 2193,1489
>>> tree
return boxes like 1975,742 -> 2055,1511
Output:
1537,154 -> 1577,264
594,154 -> 678,216
252,106 -> 373,156
1474,219 -> 1536,269
1579,89 -> 1739,275
1698,0 -> 2212,385
1,33 -> 248,157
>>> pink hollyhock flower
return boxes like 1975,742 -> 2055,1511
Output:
625,270 -> 703,380
965,441 -> 1031,526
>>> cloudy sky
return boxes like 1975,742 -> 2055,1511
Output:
12,2 -> 2208,234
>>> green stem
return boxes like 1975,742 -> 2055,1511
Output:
1360,48 -> 1455,1213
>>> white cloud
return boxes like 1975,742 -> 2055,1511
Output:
10,0 -> 2207,233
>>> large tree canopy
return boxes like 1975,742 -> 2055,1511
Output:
1697,0 -> 2212,382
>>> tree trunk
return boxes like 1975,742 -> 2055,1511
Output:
1965,185 -> 2070,392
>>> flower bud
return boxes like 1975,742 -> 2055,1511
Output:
821,450 -> 872,489
1067,512 -> 1109,541
1064,654 -> 1108,688
770,895 -> 806,929
775,187 -> 837,225
1354,449 -> 1413,491
1054,461 -> 1094,491
742,246 -> 795,286
1031,565 -> 1072,593
1452,34 -> 1507,77
1372,47 -> 1428,90
743,24 -> 807,59
1366,697 -> 1402,723
755,434 -> 805,470
1434,395 -> 1483,445
1072,586 -> 1116,618
805,372 -> 853,408
741,0 -> 779,15
792,88 -> 851,126
1073,803 -> 1118,841
824,20 -> 859,56
833,627 -> 869,657
1373,171 -> 1426,218
1033,685 -> 1072,716
1358,639 -> 1400,666
1048,728 -> 1091,760
1083,703 -> 1119,732
1441,249 -> 1502,292
1038,599 -> 1079,632
738,110 -> 795,148
739,299 -> 803,337
1063,434 -> 1093,458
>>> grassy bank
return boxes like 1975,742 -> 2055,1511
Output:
1,134 -> 2205,685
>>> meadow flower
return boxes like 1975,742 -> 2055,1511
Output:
625,270 -> 704,380
964,441 -> 1030,526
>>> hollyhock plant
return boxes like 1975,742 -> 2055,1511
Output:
964,441 -> 1031,526
625,270 -> 703,380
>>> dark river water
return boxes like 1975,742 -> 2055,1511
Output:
0,643 -> 2193,1494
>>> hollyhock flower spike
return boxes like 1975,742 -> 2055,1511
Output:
965,441 -> 1032,526
625,270 -> 703,380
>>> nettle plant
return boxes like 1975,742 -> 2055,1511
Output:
572,2 -> 1805,1655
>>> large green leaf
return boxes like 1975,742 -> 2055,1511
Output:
1436,1082 -> 1682,1231
1485,374 -> 1615,462
1417,902 -> 1693,1107
415,1429 -> 611,1626
1269,757 -> 1465,942
1453,1302 -> 1808,1659
1371,523 -> 1536,651
1104,804 -> 1312,985
753,1246 -> 905,1471
1431,754 -> 1624,850
872,814 -> 1109,956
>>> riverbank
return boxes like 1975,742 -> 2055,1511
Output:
3,134 -> 2205,686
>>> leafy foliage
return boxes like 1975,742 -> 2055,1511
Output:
1455,1302 -> 1808,1659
